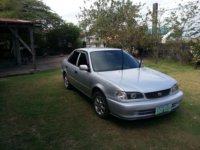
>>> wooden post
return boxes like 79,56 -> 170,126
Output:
12,31 -> 17,62
14,28 -> 21,65
9,27 -> 33,54
29,27 -> 36,70
152,3 -> 159,63
152,3 -> 158,36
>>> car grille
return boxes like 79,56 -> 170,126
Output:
145,89 -> 171,99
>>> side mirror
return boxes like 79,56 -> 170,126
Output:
79,65 -> 89,71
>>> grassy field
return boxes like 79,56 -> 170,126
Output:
0,59 -> 200,150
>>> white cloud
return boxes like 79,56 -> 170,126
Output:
42,0 -> 83,24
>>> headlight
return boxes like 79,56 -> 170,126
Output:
171,84 -> 179,94
116,91 -> 127,100
126,92 -> 144,99
115,91 -> 144,100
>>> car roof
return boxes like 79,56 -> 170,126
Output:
75,48 -> 122,53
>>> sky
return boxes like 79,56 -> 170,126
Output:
42,0 -> 189,24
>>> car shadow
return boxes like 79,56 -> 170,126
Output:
67,86 -> 93,105
67,86 -> 180,129
107,111 -> 178,129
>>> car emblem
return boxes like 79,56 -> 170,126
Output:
157,92 -> 162,97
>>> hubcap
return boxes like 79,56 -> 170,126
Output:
64,76 -> 69,87
94,96 -> 105,116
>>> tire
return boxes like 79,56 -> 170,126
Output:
93,91 -> 109,119
63,73 -> 71,89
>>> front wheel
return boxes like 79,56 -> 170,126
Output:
93,91 -> 109,119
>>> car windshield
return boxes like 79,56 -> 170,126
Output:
90,50 -> 139,72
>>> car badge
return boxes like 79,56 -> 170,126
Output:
157,92 -> 162,97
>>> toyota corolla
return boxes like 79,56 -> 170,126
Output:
61,48 -> 183,120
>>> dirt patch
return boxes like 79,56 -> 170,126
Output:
0,55 -> 68,77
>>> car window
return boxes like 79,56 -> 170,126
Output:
68,51 -> 80,65
90,50 -> 139,72
77,53 -> 88,67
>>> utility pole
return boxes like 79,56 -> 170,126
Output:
152,3 -> 158,37
152,3 -> 159,63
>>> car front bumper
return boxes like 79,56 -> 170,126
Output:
107,91 -> 183,120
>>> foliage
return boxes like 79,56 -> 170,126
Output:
0,0 -> 64,29
0,0 -> 81,54
46,23 -> 81,53
191,41 -> 200,63
79,0 -> 151,52
164,0 -> 200,40
153,1 -> 200,64
151,41 -> 193,64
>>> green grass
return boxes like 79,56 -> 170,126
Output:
0,60 -> 200,150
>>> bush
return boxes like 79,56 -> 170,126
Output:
191,41 -> 200,62
191,41 -> 200,68
149,42 -> 192,64
46,23 -> 81,54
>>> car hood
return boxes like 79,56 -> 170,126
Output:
96,67 -> 176,93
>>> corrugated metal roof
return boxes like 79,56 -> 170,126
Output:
0,18 -> 33,24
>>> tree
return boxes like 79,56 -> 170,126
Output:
161,0 -> 200,63
46,23 -> 81,53
164,0 -> 200,40
0,0 -> 81,55
79,0 -> 150,52
0,0 -> 64,29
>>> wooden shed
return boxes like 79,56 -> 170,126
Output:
0,18 -> 39,70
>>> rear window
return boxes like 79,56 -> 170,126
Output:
68,51 -> 80,65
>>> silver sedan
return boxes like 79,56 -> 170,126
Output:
61,48 -> 183,120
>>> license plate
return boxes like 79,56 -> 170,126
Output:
155,104 -> 172,115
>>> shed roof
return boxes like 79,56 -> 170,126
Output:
0,18 -> 41,28
0,18 -> 34,24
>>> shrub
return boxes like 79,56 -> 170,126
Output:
191,41 -> 200,65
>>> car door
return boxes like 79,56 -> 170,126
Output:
67,50 -> 80,88
75,52 -> 91,96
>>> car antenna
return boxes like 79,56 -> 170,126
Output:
121,48 -> 124,70
139,49 -> 144,68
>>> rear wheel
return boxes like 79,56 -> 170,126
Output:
63,73 -> 71,89
93,91 -> 109,119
